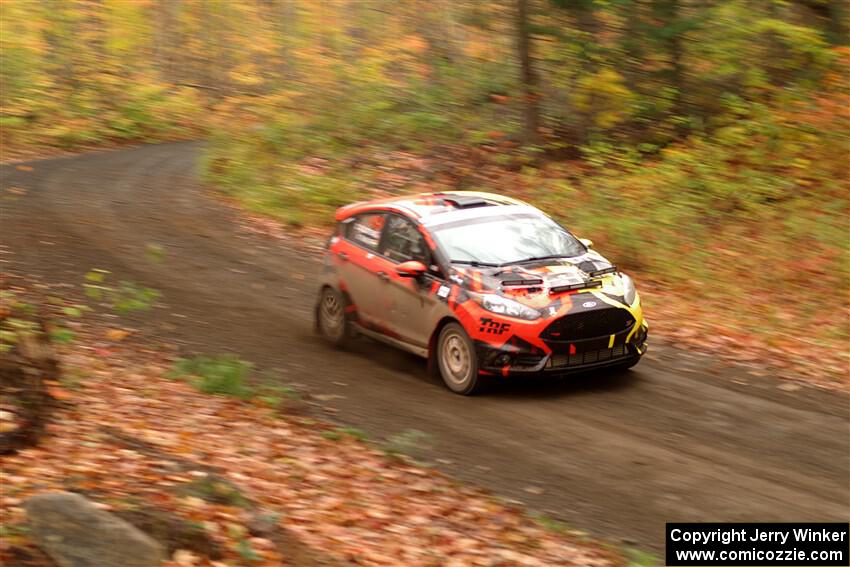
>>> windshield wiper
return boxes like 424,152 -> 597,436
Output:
450,259 -> 501,267
502,254 -> 574,266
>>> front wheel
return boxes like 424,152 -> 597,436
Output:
316,287 -> 352,348
436,323 -> 482,395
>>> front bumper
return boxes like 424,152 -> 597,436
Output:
477,321 -> 648,377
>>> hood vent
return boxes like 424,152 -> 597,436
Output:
588,266 -> 617,278
501,278 -> 544,287
549,279 -> 602,294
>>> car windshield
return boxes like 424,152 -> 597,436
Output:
430,213 -> 585,266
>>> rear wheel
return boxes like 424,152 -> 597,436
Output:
437,323 -> 481,395
316,287 -> 351,347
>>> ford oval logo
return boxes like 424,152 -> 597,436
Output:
582,301 -> 597,308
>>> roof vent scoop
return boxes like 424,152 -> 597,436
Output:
440,195 -> 492,209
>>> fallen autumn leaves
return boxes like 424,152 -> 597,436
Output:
0,280 -> 619,567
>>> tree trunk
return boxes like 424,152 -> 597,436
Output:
516,0 -> 540,145
798,0 -> 848,45
652,0 -> 686,116
0,320 -> 58,454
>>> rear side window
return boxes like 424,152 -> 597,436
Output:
345,213 -> 385,251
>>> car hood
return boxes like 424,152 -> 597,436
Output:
449,250 -> 624,302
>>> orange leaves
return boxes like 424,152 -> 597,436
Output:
400,35 -> 428,55
44,380 -> 72,401
105,328 -> 131,341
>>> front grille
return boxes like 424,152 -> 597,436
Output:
549,344 -> 628,368
541,308 -> 633,341
514,354 -> 544,368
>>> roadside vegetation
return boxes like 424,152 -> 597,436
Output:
1,1 -> 847,384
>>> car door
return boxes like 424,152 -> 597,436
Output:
334,213 -> 387,327
379,214 -> 441,348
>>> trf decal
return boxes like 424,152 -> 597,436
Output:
479,317 -> 511,335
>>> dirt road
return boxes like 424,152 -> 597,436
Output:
2,142 -> 847,553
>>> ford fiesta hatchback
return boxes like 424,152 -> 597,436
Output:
315,191 -> 648,395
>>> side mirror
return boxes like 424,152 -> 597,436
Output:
579,238 -> 593,249
395,260 -> 427,278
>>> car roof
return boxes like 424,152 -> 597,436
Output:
334,191 -> 530,222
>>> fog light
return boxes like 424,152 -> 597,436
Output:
495,353 -> 512,366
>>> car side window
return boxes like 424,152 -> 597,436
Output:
381,215 -> 429,264
345,213 -> 385,251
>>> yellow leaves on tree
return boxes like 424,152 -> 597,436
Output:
572,68 -> 636,130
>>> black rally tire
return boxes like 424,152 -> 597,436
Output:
316,287 -> 353,348
436,322 -> 482,395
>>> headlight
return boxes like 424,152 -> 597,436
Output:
621,273 -> 637,305
474,294 -> 541,321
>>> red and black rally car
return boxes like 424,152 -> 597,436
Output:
315,191 -> 648,394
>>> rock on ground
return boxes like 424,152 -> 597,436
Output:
113,506 -> 223,560
24,492 -> 164,567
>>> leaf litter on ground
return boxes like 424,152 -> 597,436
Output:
0,276 -> 621,567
